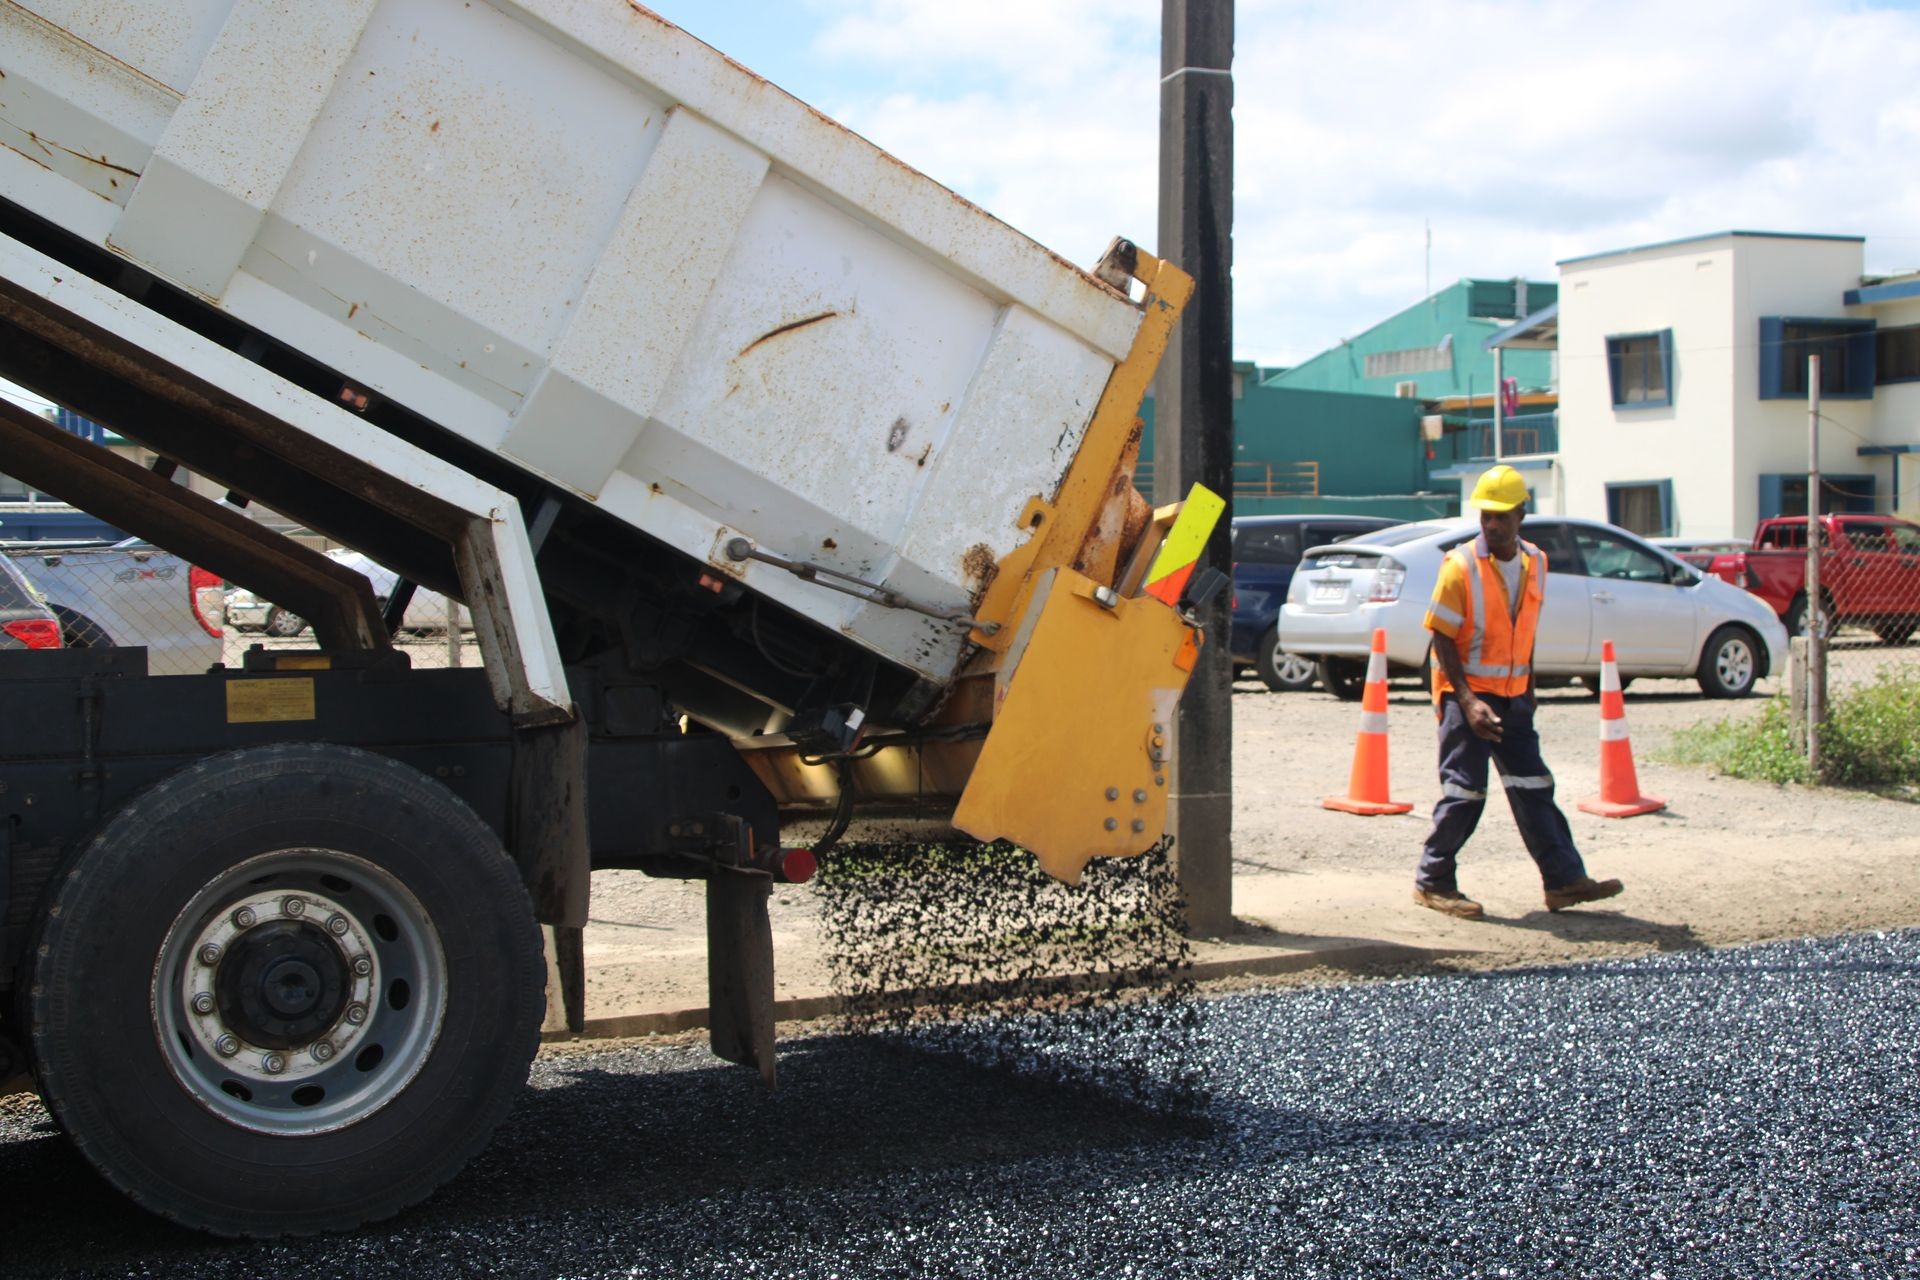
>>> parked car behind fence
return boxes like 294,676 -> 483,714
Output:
227,548 -> 472,638
0,554 -> 63,651
1280,516 -> 1787,700
3,540 -> 221,674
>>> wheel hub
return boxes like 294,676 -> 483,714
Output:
216,920 -> 348,1049
173,884 -> 380,1093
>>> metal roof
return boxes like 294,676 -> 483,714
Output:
1483,302 -> 1559,351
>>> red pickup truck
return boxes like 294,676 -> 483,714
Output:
1740,515 -> 1920,643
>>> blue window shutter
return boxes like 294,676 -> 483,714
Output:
1605,337 -> 1622,405
1657,479 -> 1674,535
1849,323 -> 1877,395
1759,474 -> 1784,520
1658,330 -> 1674,407
1759,317 -> 1785,399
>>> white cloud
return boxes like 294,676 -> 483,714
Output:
797,0 -> 1920,366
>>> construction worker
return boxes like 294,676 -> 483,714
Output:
1413,464 -> 1624,919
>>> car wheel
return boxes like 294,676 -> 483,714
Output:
26,742 -> 544,1237
1256,627 -> 1318,692
1783,594 -> 1833,642
263,606 -> 309,638
1317,657 -> 1366,701
1697,625 -> 1760,698
1874,621 -> 1915,646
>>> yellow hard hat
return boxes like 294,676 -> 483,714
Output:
1468,464 -> 1529,512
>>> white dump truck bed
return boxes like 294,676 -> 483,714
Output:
0,0 -> 1147,682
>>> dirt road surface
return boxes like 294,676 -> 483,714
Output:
578,653 -> 1920,1028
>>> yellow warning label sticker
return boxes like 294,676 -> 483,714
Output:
226,678 -> 317,724
274,655 -> 331,671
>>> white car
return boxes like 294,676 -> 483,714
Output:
1279,516 -> 1787,699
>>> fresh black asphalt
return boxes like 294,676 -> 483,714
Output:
3,929 -> 1916,1278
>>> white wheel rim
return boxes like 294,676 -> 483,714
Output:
152,849 -> 447,1136
1716,639 -> 1754,689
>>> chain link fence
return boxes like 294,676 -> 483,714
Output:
1780,514 -> 1920,770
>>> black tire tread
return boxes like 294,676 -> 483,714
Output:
26,741 -> 544,1238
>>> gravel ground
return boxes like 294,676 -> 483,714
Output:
5,929 -> 1916,1278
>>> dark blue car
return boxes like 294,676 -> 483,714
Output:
1230,515 -> 1399,690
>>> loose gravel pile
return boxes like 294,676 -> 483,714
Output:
4,930 -> 1917,1278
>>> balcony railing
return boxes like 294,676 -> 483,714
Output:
1472,412 -> 1557,459
1134,459 -> 1320,500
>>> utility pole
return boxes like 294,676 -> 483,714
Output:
1806,354 -> 1825,771
1156,0 -> 1234,937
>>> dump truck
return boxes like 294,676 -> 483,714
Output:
0,0 -> 1221,1237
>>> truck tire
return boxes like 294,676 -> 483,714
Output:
26,742 -> 544,1237
1874,621 -> 1915,646
1256,626 -> 1318,692
1318,657 -> 1366,701
1697,625 -> 1761,698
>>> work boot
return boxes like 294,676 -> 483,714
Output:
1545,876 -> 1624,912
1413,886 -> 1484,919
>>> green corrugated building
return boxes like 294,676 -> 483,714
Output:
1140,279 -> 1558,518
1263,278 -> 1557,400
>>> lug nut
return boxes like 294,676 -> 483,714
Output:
191,992 -> 216,1016
311,1042 -> 336,1063
1103,817 -> 1119,832
232,906 -> 257,929
326,914 -> 350,937
1132,819 -> 1146,833
262,1053 -> 286,1075
1133,789 -> 1148,803
345,1003 -> 369,1025
215,1035 -> 240,1058
282,896 -> 306,918
351,956 -> 373,977
198,943 -> 224,966
1105,787 -> 1120,801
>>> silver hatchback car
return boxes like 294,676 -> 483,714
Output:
1280,516 -> 1788,699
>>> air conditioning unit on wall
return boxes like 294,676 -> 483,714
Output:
1395,381 -> 1419,398
1420,415 -> 1445,442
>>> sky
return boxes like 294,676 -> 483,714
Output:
646,0 -> 1920,369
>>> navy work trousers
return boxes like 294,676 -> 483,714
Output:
1416,692 -> 1587,894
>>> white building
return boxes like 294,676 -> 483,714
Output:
1460,232 -> 1920,540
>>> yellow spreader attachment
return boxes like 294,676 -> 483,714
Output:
952,550 -> 1210,885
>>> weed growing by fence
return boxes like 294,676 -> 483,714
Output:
1664,672 -> 1920,793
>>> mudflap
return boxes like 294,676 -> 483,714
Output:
706,869 -> 777,1087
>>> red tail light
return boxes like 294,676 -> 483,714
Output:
189,566 -> 224,638
4,618 -> 63,649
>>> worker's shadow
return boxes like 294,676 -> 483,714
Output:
1490,906 -> 1705,953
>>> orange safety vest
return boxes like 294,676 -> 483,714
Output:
1429,535 -> 1546,701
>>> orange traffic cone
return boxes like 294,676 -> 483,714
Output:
1324,628 -> 1414,816
1577,639 -> 1667,818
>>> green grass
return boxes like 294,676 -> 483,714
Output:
1664,671 -> 1920,794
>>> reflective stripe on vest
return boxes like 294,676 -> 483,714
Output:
1439,539 -> 1544,699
